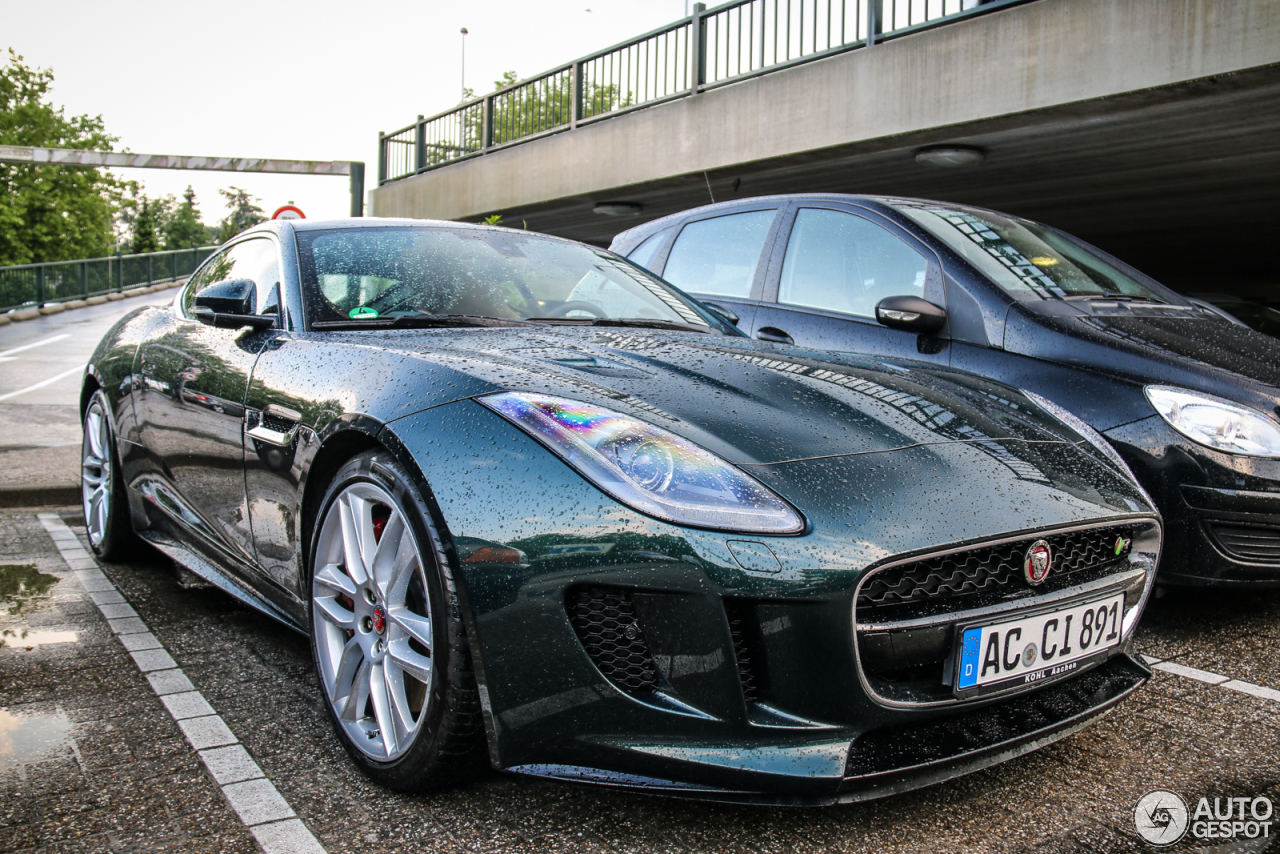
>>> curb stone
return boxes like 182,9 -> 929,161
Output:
0,482 -> 81,509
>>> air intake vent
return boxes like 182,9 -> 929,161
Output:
567,587 -> 658,694
1207,523 -> 1280,563
724,601 -> 760,704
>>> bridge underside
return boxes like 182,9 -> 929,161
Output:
371,0 -> 1280,297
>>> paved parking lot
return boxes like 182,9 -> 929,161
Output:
1,507 -> 1278,854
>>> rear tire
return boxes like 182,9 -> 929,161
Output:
308,449 -> 484,791
81,390 -> 139,562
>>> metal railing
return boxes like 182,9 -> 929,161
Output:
379,0 -> 1032,184
1,245 -> 218,314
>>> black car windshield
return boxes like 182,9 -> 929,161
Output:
296,226 -> 718,330
891,203 -> 1176,303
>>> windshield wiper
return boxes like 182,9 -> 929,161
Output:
1064,293 -> 1164,304
525,317 -> 714,334
312,314 -> 536,330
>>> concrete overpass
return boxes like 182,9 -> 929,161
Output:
370,0 -> 1280,297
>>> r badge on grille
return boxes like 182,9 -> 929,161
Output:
1024,540 -> 1053,585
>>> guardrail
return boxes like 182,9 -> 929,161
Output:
1,245 -> 218,314
379,0 -> 1033,184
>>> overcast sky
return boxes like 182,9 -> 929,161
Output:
6,0 -> 689,225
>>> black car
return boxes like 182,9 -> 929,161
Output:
83,218 -> 1160,803
1188,293 -> 1280,340
612,195 -> 1280,588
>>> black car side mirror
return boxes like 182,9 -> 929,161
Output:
701,301 -> 740,327
193,278 -> 274,330
874,295 -> 947,334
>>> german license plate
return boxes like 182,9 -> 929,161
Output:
954,592 -> 1125,697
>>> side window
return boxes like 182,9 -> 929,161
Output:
624,228 -> 670,271
778,209 -> 929,319
661,210 -> 775,298
182,239 -> 281,317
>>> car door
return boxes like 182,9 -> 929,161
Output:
135,237 -> 282,571
649,205 -> 787,332
750,205 -> 950,364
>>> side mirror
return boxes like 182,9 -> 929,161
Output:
874,295 -> 947,334
193,278 -> 274,329
701,301 -> 740,327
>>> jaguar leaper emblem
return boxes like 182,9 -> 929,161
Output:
1024,540 -> 1053,585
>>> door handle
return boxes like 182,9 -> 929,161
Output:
756,326 -> 794,345
246,404 -> 301,447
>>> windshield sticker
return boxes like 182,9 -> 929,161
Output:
348,306 -> 380,319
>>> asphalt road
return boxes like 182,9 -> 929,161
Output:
1,508 -> 1278,854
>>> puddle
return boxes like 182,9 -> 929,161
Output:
0,564 -> 60,618
0,628 -> 79,649
0,707 -> 74,771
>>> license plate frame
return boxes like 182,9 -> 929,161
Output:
953,591 -> 1126,700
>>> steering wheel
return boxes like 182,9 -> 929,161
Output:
547,301 -> 608,319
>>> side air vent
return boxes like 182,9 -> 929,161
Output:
724,600 -> 761,704
567,587 -> 658,694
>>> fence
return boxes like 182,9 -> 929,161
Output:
379,0 -> 1033,184
0,245 -> 218,314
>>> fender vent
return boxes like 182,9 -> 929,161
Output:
567,587 -> 658,694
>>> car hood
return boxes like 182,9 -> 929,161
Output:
1005,306 -> 1280,394
372,327 -> 1084,467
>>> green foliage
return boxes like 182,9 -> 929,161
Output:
0,49 -> 125,265
131,197 -> 160,253
481,214 -> 503,225
427,71 -> 632,167
165,186 -> 214,250
216,186 -> 266,242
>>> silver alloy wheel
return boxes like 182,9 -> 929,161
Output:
312,482 -> 435,761
81,399 -> 112,547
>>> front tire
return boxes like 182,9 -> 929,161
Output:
308,450 -> 483,791
81,389 -> 138,561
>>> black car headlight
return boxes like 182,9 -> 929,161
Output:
1146,385 -> 1280,457
480,392 -> 805,534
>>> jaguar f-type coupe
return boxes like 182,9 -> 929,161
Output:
81,218 -> 1161,804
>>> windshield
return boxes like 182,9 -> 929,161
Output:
892,203 -> 1178,303
296,226 -> 719,330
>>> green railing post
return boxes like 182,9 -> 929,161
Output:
349,162 -> 365,217
570,61 -> 583,128
691,3 -> 707,94
414,116 -> 426,173
80,261 -> 88,297
36,265 -> 45,306
482,96 -> 495,150
867,0 -> 883,46
146,254 -> 153,286
171,250 -> 177,282
377,132 -> 387,185
115,248 -> 123,292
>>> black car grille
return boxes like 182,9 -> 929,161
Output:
567,587 -> 658,694
1207,522 -> 1280,563
724,600 -> 761,704
857,525 -> 1134,621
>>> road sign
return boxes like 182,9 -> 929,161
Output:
272,205 -> 305,220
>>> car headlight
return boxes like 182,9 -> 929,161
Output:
1145,386 -> 1280,457
1022,390 -> 1147,489
480,392 -> 805,534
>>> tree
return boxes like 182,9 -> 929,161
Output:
164,186 -> 213,250
131,197 -> 160,253
216,186 -> 266,242
0,49 -> 125,265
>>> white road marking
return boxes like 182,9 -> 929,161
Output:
0,332 -> 70,360
1143,655 -> 1278,700
39,513 -> 330,854
0,364 -> 85,401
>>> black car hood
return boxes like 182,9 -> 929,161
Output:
372,327 -> 1079,466
1006,306 -> 1280,395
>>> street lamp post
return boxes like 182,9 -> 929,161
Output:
460,27 -> 469,101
